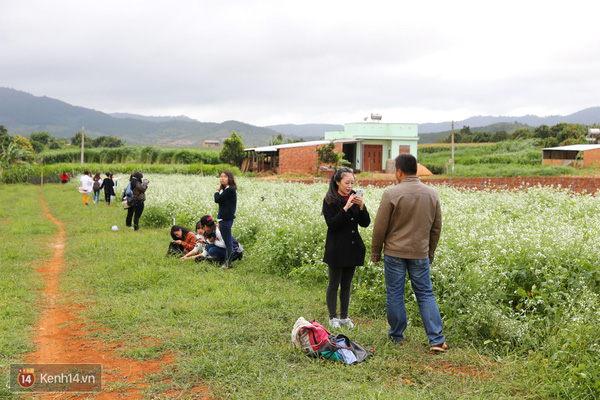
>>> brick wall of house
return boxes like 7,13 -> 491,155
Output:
584,149 -> 600,168
279,143 -> 343,174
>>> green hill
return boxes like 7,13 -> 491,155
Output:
0,88 -> 281,146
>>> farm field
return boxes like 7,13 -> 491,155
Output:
1,176 -> 600,399
416,139 -> 598,177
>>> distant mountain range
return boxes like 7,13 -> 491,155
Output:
0,88 -> 291,146
1,87 -> 598,146
418,108 -> 600,134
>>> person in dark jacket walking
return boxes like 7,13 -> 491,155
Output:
322,167 -> 370,328
99,172 -> 116,205
92,172 -> 102,204
214,170 -> 237,269
125,171 -> 148,231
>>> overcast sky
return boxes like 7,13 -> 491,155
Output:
1,0 -> 599,126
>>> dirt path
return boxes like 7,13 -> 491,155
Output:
24,192 -> 210,399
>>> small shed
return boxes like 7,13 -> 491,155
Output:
542,144 -> 600,168
203,140 -> 220,147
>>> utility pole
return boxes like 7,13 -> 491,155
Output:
451,120 -> 455,173
80,126 -> 85,165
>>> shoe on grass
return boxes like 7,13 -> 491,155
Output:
339,318 -> 355,328
329,318 -> 341,328
430,342 -> 448,352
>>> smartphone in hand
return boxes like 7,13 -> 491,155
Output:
355,189 -> 364,197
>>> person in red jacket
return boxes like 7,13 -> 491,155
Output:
61,171 -> 70,186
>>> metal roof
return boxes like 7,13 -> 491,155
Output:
542,144 -> 600,151
245,139 -> 361,153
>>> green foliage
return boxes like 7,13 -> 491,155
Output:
0,162 -> 240,184
49,139 -> 64,149
418,139 -> 581,177
30,131 -> 54,144
91,135 -> 125,148
70,131 -> 125,148
70,131 -> 88,147
220,131 -> 246,166
269,133 -> 284,145
12,135 -> 35,158
1,141 -> 34,167
29,139 -> 44,153
0,127 -> 10,148
437,122 -> 591,146
38,146 -> 221,165
316,141 -> 349,171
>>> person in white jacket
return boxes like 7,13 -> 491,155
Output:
78,171 -> 93,205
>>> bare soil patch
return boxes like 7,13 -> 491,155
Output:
24,192 -> 210,399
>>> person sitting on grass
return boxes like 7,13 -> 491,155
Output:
167,225 -> 198,256
193,215 -> 243,266
180,221 -> 209,261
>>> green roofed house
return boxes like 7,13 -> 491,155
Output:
324,114 -> 418,172
243,114 -> 419,175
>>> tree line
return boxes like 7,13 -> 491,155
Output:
437,123 -> 597,148
1,124 -> 247,182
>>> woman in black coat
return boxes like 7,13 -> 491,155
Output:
322,167 -> 370,329
99,172 -> 115,205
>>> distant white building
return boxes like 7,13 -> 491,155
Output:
586,128 -> 600,144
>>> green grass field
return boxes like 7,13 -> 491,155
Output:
1,181 -> 599,399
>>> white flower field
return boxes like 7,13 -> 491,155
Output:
142,174 -> 600,392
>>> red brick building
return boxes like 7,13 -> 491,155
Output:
243,140 -> 348,174
542,144 -> 600,168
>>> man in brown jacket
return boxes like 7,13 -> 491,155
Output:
371,153 -> 447,351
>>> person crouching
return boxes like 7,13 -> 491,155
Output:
167,225 -> 198,256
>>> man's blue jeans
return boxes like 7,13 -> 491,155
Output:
384,255 -> 445,346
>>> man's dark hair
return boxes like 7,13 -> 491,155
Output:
395,153 -> 418,175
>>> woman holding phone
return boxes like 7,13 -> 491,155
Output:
322,167 -> 370,328
214,170 -> 237,269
